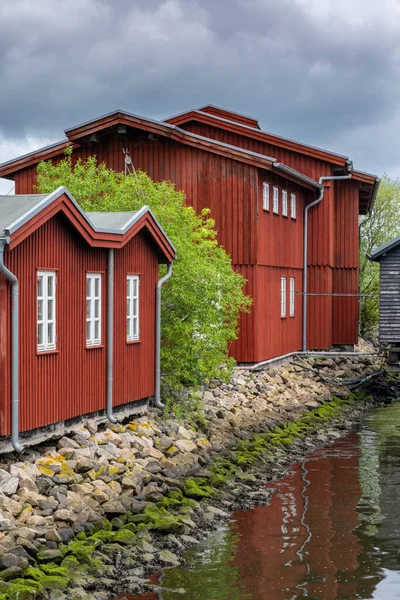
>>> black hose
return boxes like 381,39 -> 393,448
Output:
292,361 -> 383,390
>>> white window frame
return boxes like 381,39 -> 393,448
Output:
127,275 -> 140,341
37,270 -> 56,352
281,276 -> 287,318
289,277 -> 295,317
262,182 -> 270,211
290,193 -> 297,219
282,190 -> 288,217
273,187 -> 279,214
86,273 -> 102,346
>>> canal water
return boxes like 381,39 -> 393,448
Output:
121,402 -> 400,600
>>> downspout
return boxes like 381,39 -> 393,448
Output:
106,248 -> 117,423
155,263 -> 173,409
303,174 -> 352,352
0,238 -> 24,453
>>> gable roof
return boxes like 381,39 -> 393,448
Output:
0,187 -> 175,263
0,110 -> 323,193
165,107 -> 350,166
164,106 -> 379,213
369,236 -> 400,262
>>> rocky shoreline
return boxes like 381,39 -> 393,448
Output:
0,353 -> 398,600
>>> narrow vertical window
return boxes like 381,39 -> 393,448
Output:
262,182 -> 270,211
37,270 -> 56,352
291,193 -> 297,219
273,187 -> 279,214
281,276 -> 287,318
282,190 -> 288,217
289,277 -> 295,316
86,273 -> 102,346
127,275 -> 140,341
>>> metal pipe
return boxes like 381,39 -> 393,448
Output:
0,239 -> 24,453
155,263 -> 173,409
106,248 -> 117,423
303,175 -> 352,352
240,350 -> 380,371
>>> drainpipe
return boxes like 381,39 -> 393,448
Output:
303,175 -> 352,352
0,239 -> 24,453
155,263 -> 173,409
106,248 -> 117,423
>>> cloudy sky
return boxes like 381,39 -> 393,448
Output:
0,0 -> 399,193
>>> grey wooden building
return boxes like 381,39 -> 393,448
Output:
370,237 -> 400,348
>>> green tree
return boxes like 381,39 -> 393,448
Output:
359,175 -> 400,338
36,151 -> 251,392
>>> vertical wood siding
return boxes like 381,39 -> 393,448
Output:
230,265 -> 256,363
113,231 -> 159,406
0,213 -> 160,436
377,246 -> 400,345
12,121 -> 360,358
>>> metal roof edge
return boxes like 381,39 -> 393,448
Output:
369,234 -> 400,261
166,109 -> 350,162
0,139 -> 69,170
273,163 -> 322,190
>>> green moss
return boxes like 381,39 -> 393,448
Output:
184,478 -> 212,499
23,567 -> 45,581
75,531 -> 87,541
122,523 -> 137,533
144,505 -> 183,532
60,555 -> 80,571
6,580 -> 43,600
90,530 -> 115,543
68,540 -> 97,563
127,513 -> 151,524
114,529 -> 136,545
40,575 -> 70,591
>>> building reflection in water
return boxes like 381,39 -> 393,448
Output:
117,403 -> 400,600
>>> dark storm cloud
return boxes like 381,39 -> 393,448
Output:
0,0 -> 400,177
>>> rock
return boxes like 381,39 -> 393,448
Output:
0,470 -> 19,496
0,566 -> 22,580
0,552 -> 29,570
102,500 -> 125,515
58,436 -> 80,449
54,509 -> 76,524
37,548 -> 63,562
76,459 -> 96,473
177,426 -> 195,440
86,419 -> 98,434
0,494 -> 23,517
175,439 -> 197,453
158,549 -> 181,566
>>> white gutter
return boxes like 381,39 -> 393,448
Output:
303,175 -> 352,352
155,263 -> 173,409
0,239 -> 24,453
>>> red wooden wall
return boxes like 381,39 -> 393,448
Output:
12,122 -> 360,360
0,212 -> 159,436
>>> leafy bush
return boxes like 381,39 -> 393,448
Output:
36,150 -> 251,391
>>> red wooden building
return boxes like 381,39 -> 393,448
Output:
0,106 -> 379,363
0,187 -> 175,448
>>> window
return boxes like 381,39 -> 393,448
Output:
291,193 -> 297,219
262,182 -> 270,211
273,187 -> 279,214
290,277 -> 295,316
86,273 -> 102,346
282,190 -> 288,217
281,276 -> 286,318
127,275 -> 140,341
37,271 -> 56,352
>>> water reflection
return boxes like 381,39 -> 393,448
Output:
123,402 -> 400,600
